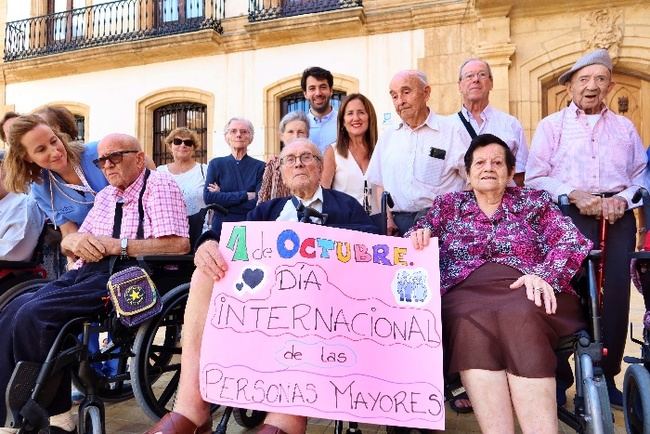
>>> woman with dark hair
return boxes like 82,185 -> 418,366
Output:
408,133 -> 591,434
33,105 -> 80,143
321,93 -> 378,213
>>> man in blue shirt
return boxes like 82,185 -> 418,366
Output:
301,66 -> 337,153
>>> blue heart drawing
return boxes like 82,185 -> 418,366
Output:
235,282 -> 244,291
242,268 -> 264,289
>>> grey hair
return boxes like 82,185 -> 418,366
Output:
458,58 -> 493,81
224,117 -> 255,137
279,111 -> 310,135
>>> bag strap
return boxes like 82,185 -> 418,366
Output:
136,169 -> 151,239
109,169 -> 151,274
457,111 -> 478,139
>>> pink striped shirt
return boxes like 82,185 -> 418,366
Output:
79,169 -> 188,239
525,101 -> 646,207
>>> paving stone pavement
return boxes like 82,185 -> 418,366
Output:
98,290 -> 646,433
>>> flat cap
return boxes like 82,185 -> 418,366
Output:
558,48 -> 613,85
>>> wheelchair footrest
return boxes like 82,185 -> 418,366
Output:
5,361 -> 40,427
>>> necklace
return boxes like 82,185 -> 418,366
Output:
48,164 -> 97,214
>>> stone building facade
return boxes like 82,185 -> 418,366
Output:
0,0 -> 648,162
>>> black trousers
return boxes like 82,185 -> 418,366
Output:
557,207 -> 635,382
0,261 -> 112,423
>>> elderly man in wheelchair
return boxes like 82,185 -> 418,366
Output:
145,138 -> 377,434
0,133 -> 190,434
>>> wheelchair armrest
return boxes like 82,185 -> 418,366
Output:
137,255 -> 194,263
0,260 -> 41,270
587,249 -> 602,260
631,251 -> 650,260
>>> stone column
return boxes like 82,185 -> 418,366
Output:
475,6 -> 515,113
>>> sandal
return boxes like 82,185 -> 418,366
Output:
449,391 -> 473,414
145,412 -> 211,434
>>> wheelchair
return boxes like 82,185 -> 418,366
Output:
1,204 -> 265,434
623,188 -> 650,434
552,194 -> 614,433
0,222 -> 53,299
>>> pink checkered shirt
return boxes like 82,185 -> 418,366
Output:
79,169 -> 188,239
525,101 -> 646,207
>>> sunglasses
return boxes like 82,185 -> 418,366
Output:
93,150 -> 138,168
172,138 -> 195,147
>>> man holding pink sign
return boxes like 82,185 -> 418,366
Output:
146,139 -> 406,434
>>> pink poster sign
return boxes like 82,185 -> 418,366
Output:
199,221 -> 444,430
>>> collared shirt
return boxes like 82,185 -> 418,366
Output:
0,192 -> 44,261
79,169 -> 188,239
276,186 -> 324,221
366,110 -> 468,212
406,187 -> 592,295
454,104 -> 529,173
525,101 -> 647,207
308,108 -> 337,153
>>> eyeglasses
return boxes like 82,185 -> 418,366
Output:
93,150 -> 138,168
227,129 -> 251,136
172,138 -> 195,147
461,71 -> 491,82
280,152 -> 319,166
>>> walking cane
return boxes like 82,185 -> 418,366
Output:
596,198 -> 607,312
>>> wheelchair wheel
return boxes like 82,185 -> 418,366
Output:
0,278 -> 49,310
624,364 -> 650,434
131,283 -> 188,421
232,407 -> 266,428
79,404 -> 104,434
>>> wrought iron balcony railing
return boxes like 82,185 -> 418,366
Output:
4,0 -> 225,62
248,0 -> 362,22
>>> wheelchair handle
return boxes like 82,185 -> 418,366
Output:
632,187 -> 650,232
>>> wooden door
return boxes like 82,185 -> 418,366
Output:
544,73 -> 650,147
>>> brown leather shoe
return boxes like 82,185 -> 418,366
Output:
144,412 -> 211,434
256,424 -> 288,434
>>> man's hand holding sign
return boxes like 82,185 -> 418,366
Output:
199,221 -> 444,430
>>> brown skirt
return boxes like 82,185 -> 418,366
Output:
442,262 -> 585,378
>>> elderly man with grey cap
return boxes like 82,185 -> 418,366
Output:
526,48 -> 647,408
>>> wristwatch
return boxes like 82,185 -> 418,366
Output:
120,238 -> 128,258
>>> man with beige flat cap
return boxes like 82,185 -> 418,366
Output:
526,48 -> 647,408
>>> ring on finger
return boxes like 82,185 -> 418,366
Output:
534,287 -> 543,293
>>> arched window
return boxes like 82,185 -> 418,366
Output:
153,102 -> 207,166
73,114 -> 85,143
279,90 -> 346,120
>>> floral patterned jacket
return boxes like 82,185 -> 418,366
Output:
406,187 -> 593,295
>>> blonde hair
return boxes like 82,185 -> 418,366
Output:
3,114 -> 84,193
164,127 -> 201,147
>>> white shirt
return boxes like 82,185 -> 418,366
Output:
157,163 -> 208,216
276,187 -> 324,222
453,104 -> 529,173
330,142 -> 369,210
0,192 -> 44,262
366,110 -> 468,212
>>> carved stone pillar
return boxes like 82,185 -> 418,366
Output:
475,6 -> 515,113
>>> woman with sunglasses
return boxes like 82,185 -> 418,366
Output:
158,128 -> 209,243
3,114 -> 108,247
